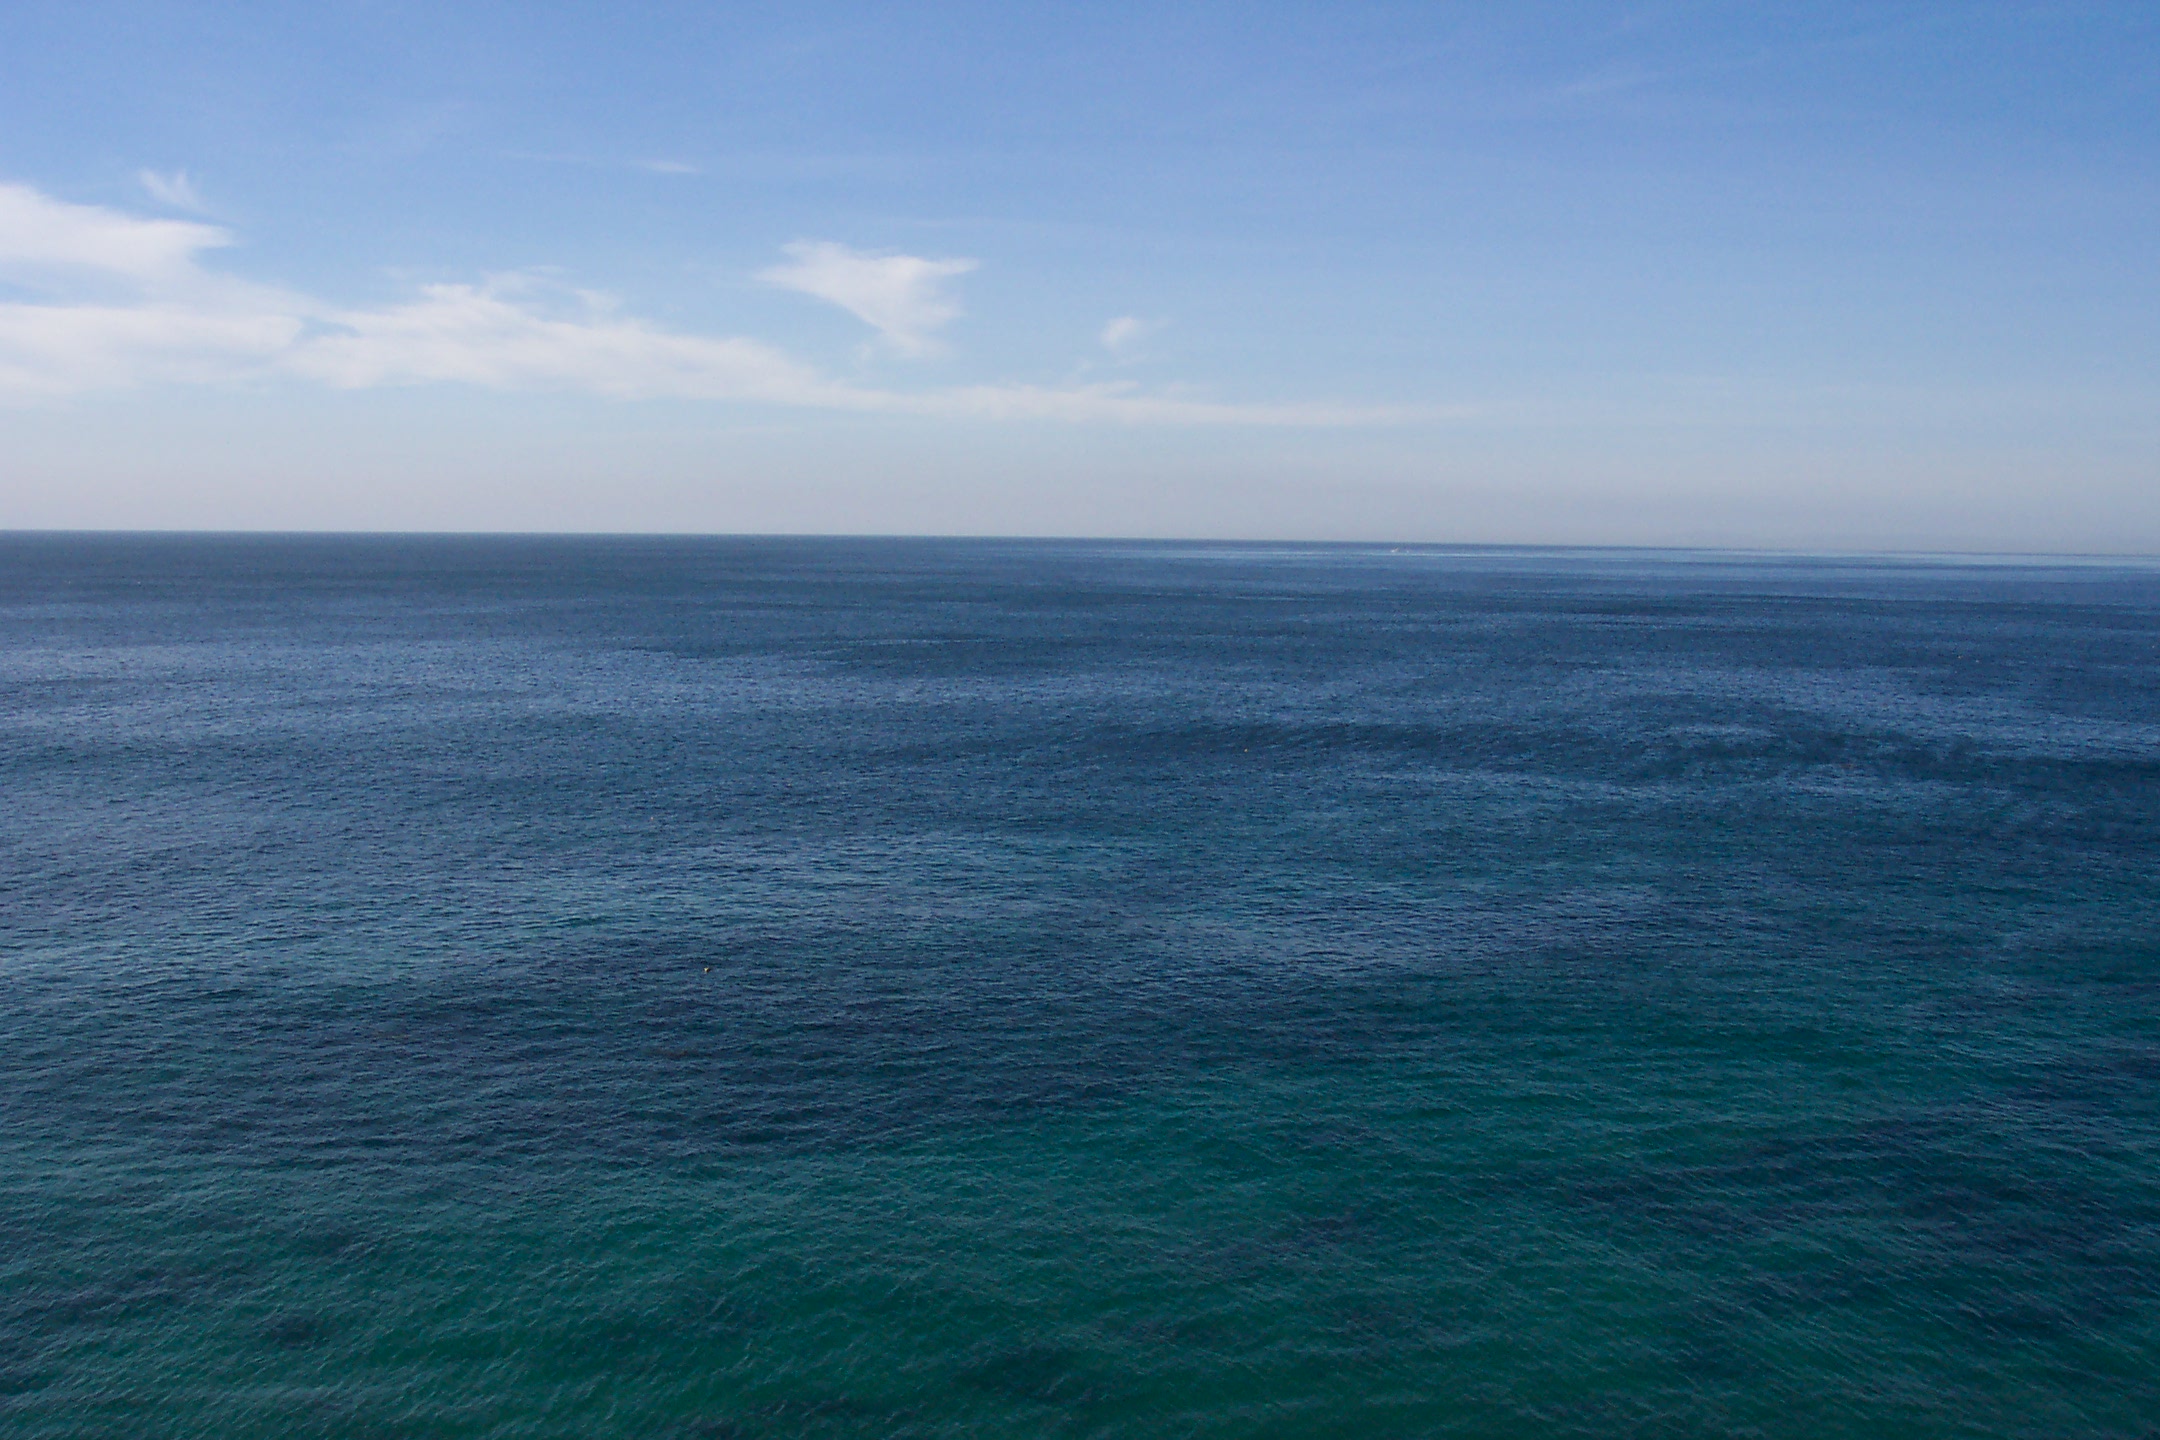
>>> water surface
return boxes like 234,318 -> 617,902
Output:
3,535 -> 2157,1437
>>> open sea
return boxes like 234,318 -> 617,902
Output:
2,533 -> 2157,1439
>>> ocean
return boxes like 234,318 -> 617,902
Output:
3,534 -> 2156,1438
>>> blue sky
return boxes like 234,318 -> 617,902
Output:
2,2 -> 2155,546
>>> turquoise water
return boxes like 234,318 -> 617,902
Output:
3,535 -> 2157,1437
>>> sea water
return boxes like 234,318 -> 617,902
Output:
2,535 -> 2156,1438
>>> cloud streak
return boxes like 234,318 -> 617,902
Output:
0,181 -> 1419,425
286,279 -> 859,407
0,182 -> 230,282
139,169 -> 210,213
1099,315 -> 1154,356
759,240 -> 976,356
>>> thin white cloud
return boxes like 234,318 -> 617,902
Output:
139,169 -> 210,213
1099,315 -> 1155,356
0,303 -> 301,398
0,182 -> 230,283
634,159 -> 700,175
0,180 -> 1419,426
279,286 -> 1424,423
286,278 -> 861,407
759,240 -> 976,357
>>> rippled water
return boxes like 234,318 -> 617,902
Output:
3,535 -> 2157,1438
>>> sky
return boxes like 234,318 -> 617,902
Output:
1,1 -> 2155,548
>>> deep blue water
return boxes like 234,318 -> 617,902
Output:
3,534 -> 2157,1437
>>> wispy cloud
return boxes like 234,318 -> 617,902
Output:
139,169 -> 210,213
0,184 -> 303,397
0,180 -> 1420,425
280,281 -> 1416,423
759,240 -> 976,357
0,302 -> 301,398
285,277 -> 856,406
1099,315 -> 1155,356
0,182 -> 230,283
634,159 -> 700,175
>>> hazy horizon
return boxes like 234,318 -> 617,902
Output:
7,530 -> 2159,565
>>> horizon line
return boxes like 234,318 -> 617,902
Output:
3,528 -> 2157,565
